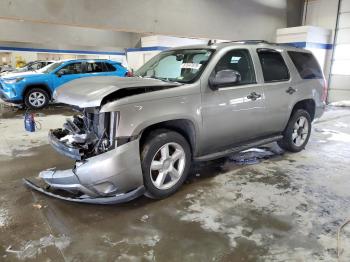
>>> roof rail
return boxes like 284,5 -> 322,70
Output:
207,40 -> 283,46
227,40 -> 270,44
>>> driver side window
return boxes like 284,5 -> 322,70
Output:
57,62 -> 83,75
214,49 -> 256,85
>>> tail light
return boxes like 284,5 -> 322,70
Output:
321,78 -> 328,103
126,71 -> 133,77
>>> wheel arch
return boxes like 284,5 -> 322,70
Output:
290,99 -> 316,121
23,83 -> 52,100
139,119 -> 198,157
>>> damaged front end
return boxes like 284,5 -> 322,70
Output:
24,108 -> 145,204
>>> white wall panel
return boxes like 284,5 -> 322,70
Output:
333,44 -> 350,59
338,12 -> 350,28
332,60 -> 350,75
329,0 -> 350,102
336,28 -> 350,43
341,0 -> 350,12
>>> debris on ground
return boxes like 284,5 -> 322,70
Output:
140,215 -> 149,222
32,204 -> 42,209
229,147 -> 282,165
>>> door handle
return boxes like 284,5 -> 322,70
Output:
286,87 -> 296,94
247,92 -> 261,101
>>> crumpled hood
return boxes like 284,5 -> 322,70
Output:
54,76 -> 180,108
1,71 -> 43,79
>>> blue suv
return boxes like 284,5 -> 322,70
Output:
0,59 -> 128,109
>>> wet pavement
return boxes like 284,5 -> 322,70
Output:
1,104 -> 350,261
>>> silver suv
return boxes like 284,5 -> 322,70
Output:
24,41 -> 326,204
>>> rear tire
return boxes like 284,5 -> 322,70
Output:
141,129 -> 191,199
278,109 -> 312,152
24,88 -> 49,109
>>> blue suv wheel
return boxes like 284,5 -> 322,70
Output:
24,88 -> 49,109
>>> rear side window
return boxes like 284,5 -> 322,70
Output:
85,62 -> 106,73
105,62 -> 117,72
257,49 -> 290,82
288,51 -> 323,79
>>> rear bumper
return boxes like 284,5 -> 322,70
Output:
315,101 -> 326,120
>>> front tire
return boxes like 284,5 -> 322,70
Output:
24,88 -> 49,109
278,109 -> 312,152
141,129 -> 191,199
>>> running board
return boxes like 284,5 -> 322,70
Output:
194,135 -> 283,162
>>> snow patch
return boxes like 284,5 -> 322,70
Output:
0,207 -> 9,228
6,234 -> 70,260
318,129 -> 350,143
330,100 -> 350,107
0,115 -> 68,157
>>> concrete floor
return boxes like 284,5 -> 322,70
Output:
1,104 -> 350,261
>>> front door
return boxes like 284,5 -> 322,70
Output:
200,48 -> 266,155
53,62 -> 84,89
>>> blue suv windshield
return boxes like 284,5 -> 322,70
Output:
40,61 -> 65,74
135,49 -> 213,83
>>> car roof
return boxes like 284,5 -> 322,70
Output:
61,59 -> 120,63
169,40 -> 311,53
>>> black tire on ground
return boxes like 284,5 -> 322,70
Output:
278,109 -> 312,152
141,129 -> 191,199
24,88 -> 49,109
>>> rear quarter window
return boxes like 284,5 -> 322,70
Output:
288,51 -> 323,79
105,63 -> 117,72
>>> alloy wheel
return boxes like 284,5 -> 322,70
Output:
28,91 -> 46,107
149,142 -> 186,190
292,116 -> 309,147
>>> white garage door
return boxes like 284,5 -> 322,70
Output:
329,0 -> 350,102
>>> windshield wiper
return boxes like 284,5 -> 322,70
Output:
145,76 -> 183,84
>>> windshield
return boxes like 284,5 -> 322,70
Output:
135,49 -> 213,83
40,61 -> 64,74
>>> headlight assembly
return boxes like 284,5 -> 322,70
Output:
4,77 -> 24,84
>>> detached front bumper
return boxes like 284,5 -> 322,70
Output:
23,178 -> 145,204
24,138 -> 145,204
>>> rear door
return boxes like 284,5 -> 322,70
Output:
200,48 -> 266,154
255,48 -> 294,134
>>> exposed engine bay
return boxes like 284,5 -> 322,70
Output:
50,108 -> 118,160
24,106 -> 145,204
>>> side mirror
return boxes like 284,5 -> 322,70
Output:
209,69 -> 241,90
56,69 -> 68,77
